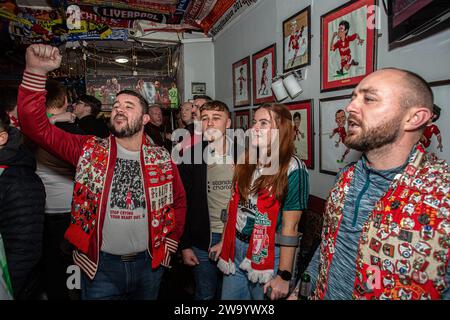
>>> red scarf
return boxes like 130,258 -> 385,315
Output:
218,184 -> 281,284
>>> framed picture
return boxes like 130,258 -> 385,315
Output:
191,82 -> 206,94
320,0 -> 377,92
234,109 -> 251,131
388,0 -> 450,50
319,95 -> 362,175
283,5 -> 311,72
425,80 -> 450,164
252,44 -> 276,105
286,99 -> 314,169
232,56 -> 251,108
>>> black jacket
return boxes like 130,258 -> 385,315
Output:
76,115 -> 109,138
0,127 -> 45,299
178,141 -> 210,251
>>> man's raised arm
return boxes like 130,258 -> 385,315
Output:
17,44 -> 91,167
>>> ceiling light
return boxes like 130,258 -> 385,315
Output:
115,56 -> 129,63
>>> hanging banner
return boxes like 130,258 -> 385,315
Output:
167,0 -> 191,25
183,0 -> 217,26
131,19 -> 200,35
207,0 -> 258,37
200,0 -> 254,33
68,0 -> 177,15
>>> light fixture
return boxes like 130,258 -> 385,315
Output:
271,69 -> 305,101
115,56 -> 129,63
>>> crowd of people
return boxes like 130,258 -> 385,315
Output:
0,44 -> 448,300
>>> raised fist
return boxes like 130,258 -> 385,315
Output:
25,44 -> 62,75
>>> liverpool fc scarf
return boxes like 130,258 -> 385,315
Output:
218,184 -> 281,284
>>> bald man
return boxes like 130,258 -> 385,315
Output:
290,68 -> 450,300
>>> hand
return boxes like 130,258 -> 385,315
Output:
332,31 -> 338,38
264,276 -> 290,300
358,38 -> 365,45
50,112 -> 76,124
208,241 -> 223,261
25,44 -> 62,75
438,144 -> 443,152
182,248 -> 199,267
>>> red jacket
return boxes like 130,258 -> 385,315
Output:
18,72 -> 186,279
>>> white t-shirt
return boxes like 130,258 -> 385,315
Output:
101,143 -> 148,255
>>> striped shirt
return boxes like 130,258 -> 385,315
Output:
236,156 -> 309,236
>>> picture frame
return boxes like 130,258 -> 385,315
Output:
252,44 -> 276,105
283,5 -> 311,72
234,109 -> 251,131
319,95 -> 362,175
425,79 -> 450,164
232,56 -> 251,108
286,99 -> 314,169
191,82 -> 206,94
320,0 -> 377,92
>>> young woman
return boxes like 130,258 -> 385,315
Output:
210,103 -> 309,300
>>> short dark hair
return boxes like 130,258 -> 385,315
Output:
77,94 -> 102,117
200,100 -> 231,119
382,68 -> 434,111
116,89 -> 149,114
193,94 -> 212,102
432,104 -> 441,122
0,109 -> 10,132
339,20 -> 350,34
293,112 -> 301,120
46,80 -> 67,110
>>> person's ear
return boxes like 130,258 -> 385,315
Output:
226,117 -> 231,129
142,113 -> 150,126
0,130 -> 8,147
404,107 -> 432,131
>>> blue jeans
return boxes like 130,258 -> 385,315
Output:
191,232 -> 223,300
221,237 -> 280,300
81,251 -> 164,300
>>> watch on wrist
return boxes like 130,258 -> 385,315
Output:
277,269 -> 292,281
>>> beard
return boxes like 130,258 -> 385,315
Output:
345,115 -> 401,152
108,114 -> 143,138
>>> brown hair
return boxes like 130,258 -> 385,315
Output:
45,80 -> 67,110
200,100 -> 231,119
234,103 -> 294,202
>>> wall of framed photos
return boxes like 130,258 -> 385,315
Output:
213,0 -> 450,199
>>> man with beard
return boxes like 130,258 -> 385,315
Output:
289,68 -> 450,300
17,44 -> 186,300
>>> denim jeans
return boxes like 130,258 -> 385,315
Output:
191,232 -> 223,300
81,251 -> 164,300
221,237 -> 280,300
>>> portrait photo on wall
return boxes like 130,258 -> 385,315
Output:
423,80 -> 449,164
234,109 -> 251,131
286,99 -> 314,169
283,5 -> 311,72
252,44 -> 276,105
319,95 -> 362,175
320,0 -> 377,92
86,74 -> 179,111
232,56 -> 251,108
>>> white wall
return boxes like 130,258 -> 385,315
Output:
182,39 -> 215,101
213,0 -> 450,199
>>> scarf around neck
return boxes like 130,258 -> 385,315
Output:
218,182 -> 281,284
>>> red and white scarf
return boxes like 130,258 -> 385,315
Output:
218,184 -> 281,284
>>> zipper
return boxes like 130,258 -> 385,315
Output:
352,171 -> 370,227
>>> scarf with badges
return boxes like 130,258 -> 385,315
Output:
312,144 -> 450,300
218,184 -> 281,284
64,135 -> 177,273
